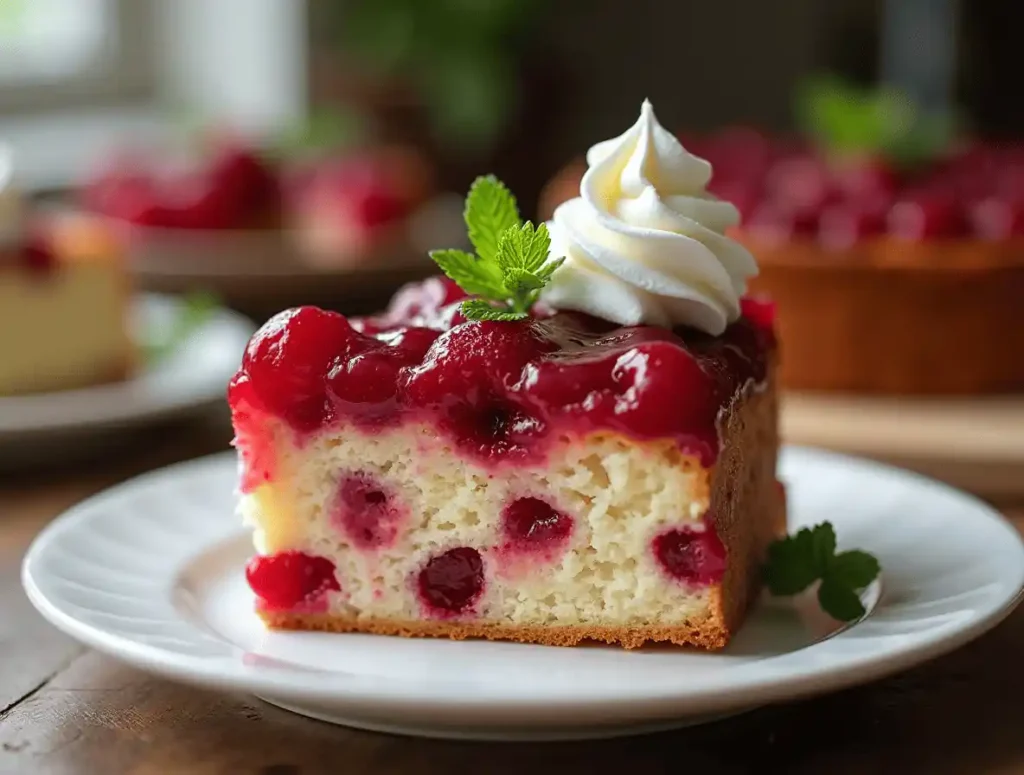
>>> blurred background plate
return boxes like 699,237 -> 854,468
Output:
0,294 -> 254,469
782,392 -> 1024,500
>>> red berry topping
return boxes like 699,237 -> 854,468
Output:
417,547 -> 485,616
229,277 -> 773,467
246,551 -> 340,610
502,497 -> 573,553
764,156 -> 834,213
241,307 -> 359,432
653,526 -> 727,585
332,473 -> 406,550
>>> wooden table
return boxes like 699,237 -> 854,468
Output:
2,424 -> 1024,775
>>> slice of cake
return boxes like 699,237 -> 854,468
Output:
0,158 -> 134,396
231,101 -> 785,649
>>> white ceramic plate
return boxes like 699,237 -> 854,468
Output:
22,447 -> 1024,741
0,295 -> 254,465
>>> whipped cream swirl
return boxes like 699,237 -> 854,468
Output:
542,100 -> 757,335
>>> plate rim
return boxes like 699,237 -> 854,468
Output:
21,446 -> 1024,719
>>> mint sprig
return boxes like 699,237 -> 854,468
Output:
142,291 -> 219,363
429,175 -> 564,321
763,522 -> 880,622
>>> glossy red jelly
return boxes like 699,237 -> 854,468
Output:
332,472 -> 406,550
501,497 -> 573,555
246,551 -> 340,610
228,276 -> 774,482
652,526 -> 728,585
417,547 -> 485,616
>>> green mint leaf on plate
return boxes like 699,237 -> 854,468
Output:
817,577 -> 867,622
763,520 -> 880,622
828,550 -> 881,590
465,174 -> 520,264
460,299 -> 528,322
428,174 -> 566,321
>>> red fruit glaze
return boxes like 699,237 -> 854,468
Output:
246,551 -> 340,610
501,497 -> 573,555
653,525 -> 727,585
228,373 -> 278,493
417,547 -> 485,616
228,277 -> 773,471
332,472 -> 406,549
243,307 -> 357,432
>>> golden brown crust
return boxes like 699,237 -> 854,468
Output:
259,604 -> 730,650
744,241 -> 1024,394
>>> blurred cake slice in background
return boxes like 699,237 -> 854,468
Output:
0,148 -> 134,396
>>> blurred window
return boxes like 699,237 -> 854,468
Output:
0,0 -> 155,113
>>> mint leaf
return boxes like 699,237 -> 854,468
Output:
460,298 -> 527,322
534,256 -> 565,283
429,248 -> 504,297
764,519 -> 880,622
502,267 -> 544,295
828,550 -> 881,590
464,175 -> 520,264
810,522 -> 837,578
818,577 -> 867,622
763,527 -> 819,595
494,221 -> 551,273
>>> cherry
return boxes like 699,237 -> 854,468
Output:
502,497 -> 573,553
764,155 -> 834,213
245,551 -> 340,610
241,307 -> 360,432
327,349 -> 400,407
818,203 -> 885,249
970,197 -> 1024,239
332,473 -> 405,549
417,547 -> 485,616
832,156 -> 898,205
652,526 -> 727,585
888,192 -> 967,240
746,201 -> 819,242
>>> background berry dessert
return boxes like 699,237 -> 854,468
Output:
0,153 -> 133,396
232,103 -> 786,650
540,80 -> 1024,395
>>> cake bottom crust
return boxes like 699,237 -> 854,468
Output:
259,606 -> 731,651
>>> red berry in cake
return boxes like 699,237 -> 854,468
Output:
380,326 -> 442,362
417,547 -> 485,616
246,551 -> 340,610
332,473 -> 406,550
653,526 -> 727,585
887,192 -> 967,240
502,497 -> 574,554
208,143 -> 279,216
242,307 -> 361,432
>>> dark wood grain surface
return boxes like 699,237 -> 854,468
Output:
2,422 -> 1023,775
